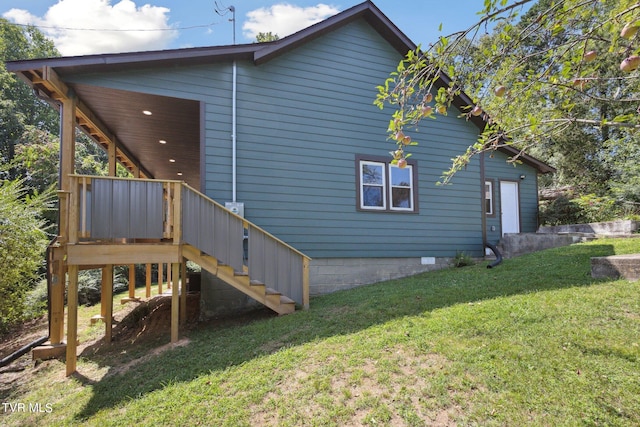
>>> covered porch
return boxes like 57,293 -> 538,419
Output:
11,65 -> 309,376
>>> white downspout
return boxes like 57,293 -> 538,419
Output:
232,60 -> 237,202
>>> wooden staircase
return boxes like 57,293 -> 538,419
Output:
182,244 -> 296,315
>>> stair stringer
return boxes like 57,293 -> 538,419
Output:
181,244 -> 295,315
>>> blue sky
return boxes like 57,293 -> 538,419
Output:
1,1 -> 510,56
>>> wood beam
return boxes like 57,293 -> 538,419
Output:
67,244 -> 181,266
41,66 -> 152,179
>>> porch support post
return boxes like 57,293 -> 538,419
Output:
145,263 -> 152,298
302,258 -> 310,310
167,261 -> 172,289
171,263 -> 180,343
65,264 -> 79,376
108,142 -> 116,177
49,257 -> 66,344
121,264 -> 140,304
91,266 -> 109,324
180,260 -> 187,325
158,263 -> 164,294
128,264 -> 136,298
103,265 -> 113,343
59,96 -> 76,243
60,96 -> 76,193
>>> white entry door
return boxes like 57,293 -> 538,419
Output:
500,181 -> 520,236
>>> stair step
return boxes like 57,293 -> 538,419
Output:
279,295 -> 295,305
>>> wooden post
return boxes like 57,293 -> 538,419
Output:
145,263 -> 152,298
49,257 -> 66,344
104,265 -> 113,343
68,178 -> 79,244
180,260 -> 187,325
158,263 -> 164,294
66,264 -> 79,376
171,263 -> 180,343
172,183 -> 182,245
90,267 -> 109,324
302,258 -> 310,310
128,264 -> 136,298
108,142 -> 117,177
167,261 -> 172,289
121,264 -> 140,303
60,96 -> 76,194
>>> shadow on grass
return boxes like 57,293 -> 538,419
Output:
74,242 -> 618,421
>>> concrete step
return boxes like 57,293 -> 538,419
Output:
591,254 -> 640,281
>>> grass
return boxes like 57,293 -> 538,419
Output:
1,238 -> 639,426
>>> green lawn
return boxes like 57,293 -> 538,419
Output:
2,238 -> 639,426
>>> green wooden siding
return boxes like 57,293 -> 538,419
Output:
65,18 -> 542,259
233,20 -> 483,258
484,150 -> 539,245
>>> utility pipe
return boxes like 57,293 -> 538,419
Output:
485,242 -> 503,269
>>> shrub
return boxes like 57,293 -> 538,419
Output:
0,179 -> 54,334
453,251 -> 475,267
76,269 -> 128,306
539,194 -> 626,226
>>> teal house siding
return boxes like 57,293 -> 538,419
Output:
231,20 -> 484,258
29,1 -> 553,267
484,150 -> 540,245
7,0 -> 556,304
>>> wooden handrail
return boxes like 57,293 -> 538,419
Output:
66,174 -> 310,307
181,181 -> 311,261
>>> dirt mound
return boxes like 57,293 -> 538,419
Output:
112,293 -> 200,344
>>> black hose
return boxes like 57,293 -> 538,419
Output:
0,336 -> 49,368
485,242 -> 503,269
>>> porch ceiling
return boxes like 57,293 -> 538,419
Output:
70,83 -> 201,189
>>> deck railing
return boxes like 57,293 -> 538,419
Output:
67,175 -> 310,306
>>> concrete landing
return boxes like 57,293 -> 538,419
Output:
591,254 -> 640,281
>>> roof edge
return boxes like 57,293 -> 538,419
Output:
253,1 -> 415,65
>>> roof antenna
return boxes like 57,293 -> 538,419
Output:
215,2 -> 236,44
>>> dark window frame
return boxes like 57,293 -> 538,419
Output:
485,179 -> 496,217
355,154 -> 419,213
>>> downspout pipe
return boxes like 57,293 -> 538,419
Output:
486,242 -> 503,269
232,60 -> 237,202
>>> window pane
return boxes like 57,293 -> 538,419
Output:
391,167 -> 411,186
485,182 -> 493,214
392,188 -> 411,208
363,186 -> 384,207
362,164 -> 383,185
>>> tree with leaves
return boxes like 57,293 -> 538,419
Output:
375,0 -> 640,191
0,18 -> 59,170
255,32 -> 280,42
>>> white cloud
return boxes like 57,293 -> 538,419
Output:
3,0 -> 178,56
243,3 -> 340,41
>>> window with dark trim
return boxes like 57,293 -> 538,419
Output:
356,155 -> 418,213
485,180 -> 495,216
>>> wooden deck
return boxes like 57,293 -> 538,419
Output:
46,175 -> 310,376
